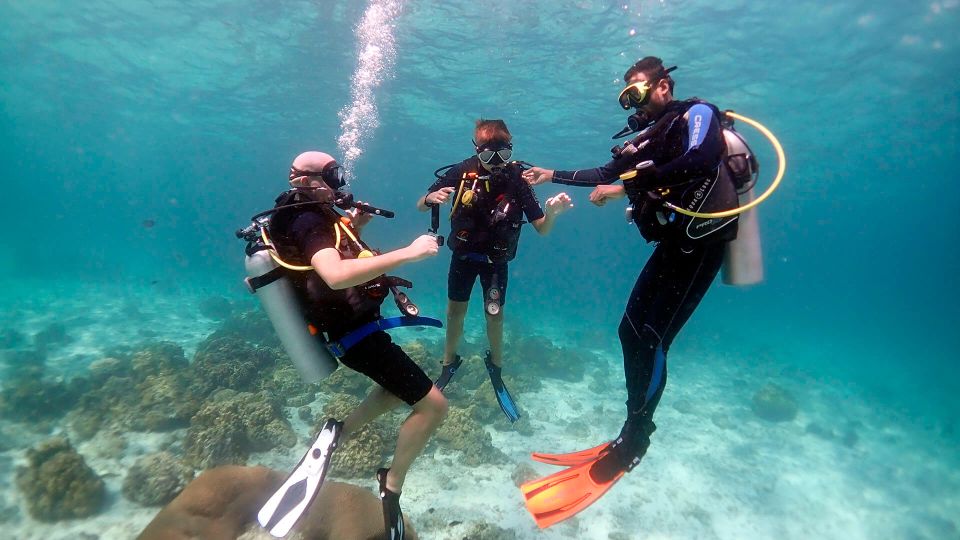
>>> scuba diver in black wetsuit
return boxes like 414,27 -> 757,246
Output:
519,57 -> 740,528
416,119 -> 572,423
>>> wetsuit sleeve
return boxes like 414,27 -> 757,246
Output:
289,212 -> 337,260
515,177 -> 545,222
646,103 -> 723,188
426,164 -> 462,193
551,158 -> 623,187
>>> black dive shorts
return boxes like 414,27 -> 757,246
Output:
338,330 -> 432,406
447,254 -> 509,305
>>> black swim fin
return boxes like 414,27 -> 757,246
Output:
378,467 -> 405,540
258,418 -> 342,537
434,354 -> 462,392
485,351 -> 520,423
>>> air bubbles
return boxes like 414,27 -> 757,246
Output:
336,0 -> 405,187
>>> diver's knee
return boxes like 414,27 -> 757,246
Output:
415,387 -> 448,423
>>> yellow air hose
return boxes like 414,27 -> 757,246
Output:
621,111 -> 786,219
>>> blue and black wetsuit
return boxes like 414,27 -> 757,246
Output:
553,100 -> 738,459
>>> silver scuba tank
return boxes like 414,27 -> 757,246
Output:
721,127 -> 764,286
244,248 -> 337,383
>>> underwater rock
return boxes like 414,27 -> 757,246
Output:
320,395 -> 390,479
15,436 -> 105,522
750,383 -> 799,422
672,399 -> 696,415
32,322 -> 72,352
184,390 -> 296,470
199,295 -> 236,321
123,452 -> 195,506
433,406 -> 507,466
137,466 -> 418,540
190,336 -> 277,397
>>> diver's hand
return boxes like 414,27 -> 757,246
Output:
589,185 -> 626,207
346,205 -> 374,229
425,187 -> 456,205
405,234 -> 439,263
523,167 -> 554,186
545,192 -> 573,216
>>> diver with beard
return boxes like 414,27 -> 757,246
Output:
520,57 -> 740,527
251,151 -> 446,539
416,119 -> 572,422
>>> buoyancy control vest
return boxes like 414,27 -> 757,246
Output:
616,99 -> 740,246
267,190 -> 390,335
445,159 -> 525,262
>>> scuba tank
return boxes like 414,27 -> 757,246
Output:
720,121 -> 763,286
243,237 -> 337,383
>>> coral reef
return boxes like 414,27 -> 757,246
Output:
123,452 -> 194,506
138,466 -> 419,540
433,406 -> 507,466
183,390 -> 296,470
15,437 -> 105,522
751,383 -> 799,422
189,336 -> 277,397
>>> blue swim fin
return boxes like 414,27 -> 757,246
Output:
485,351 -> 520,423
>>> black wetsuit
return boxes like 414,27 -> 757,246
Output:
427,157 -> 544,306
553,100 -> 738,459
270,201 -> 433,406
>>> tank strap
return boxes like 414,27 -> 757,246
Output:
326,316 -> 444,357
244,266 -> 287,293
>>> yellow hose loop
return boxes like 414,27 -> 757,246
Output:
664,111 -> 786,219
261,228 -> 313,272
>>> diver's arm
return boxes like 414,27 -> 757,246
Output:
417,187 -> 456,211
551,160 -> 623,187
311,235 -> 438,290
645,104 -> 724,188
530,193 -> 573,235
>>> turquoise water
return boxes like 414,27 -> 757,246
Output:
1,1 -> 958,538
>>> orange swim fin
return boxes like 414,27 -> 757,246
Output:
530,441 -> 611,467
520,453 -> 628,529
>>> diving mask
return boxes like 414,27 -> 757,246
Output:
476,142 -> 513,165
618,81 -> 653,110
289,164 -> 345,189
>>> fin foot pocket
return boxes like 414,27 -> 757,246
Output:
378,468 -> 405,540
484,351 -> 520,423
434,354 -> 463,392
